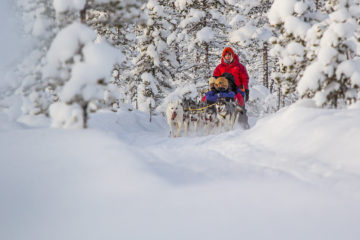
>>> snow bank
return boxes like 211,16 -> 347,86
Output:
246,100 -> 360,172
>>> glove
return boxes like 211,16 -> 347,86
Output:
237,88 -> 245,97
245,89 -> 249,102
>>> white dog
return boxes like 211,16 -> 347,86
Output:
166,100 -> 184,138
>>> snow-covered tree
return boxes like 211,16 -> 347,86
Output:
81,0 -> 146,109
298,0 -> 360,108
133,0 -> 179,112
44,22 -> 124,128
14,0 -> 57,116
268,0 -> 320,107
174,0 -> 229,87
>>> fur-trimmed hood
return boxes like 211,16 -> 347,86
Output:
220,54 -> 241,68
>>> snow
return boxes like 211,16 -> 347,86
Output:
283,15 -> 311,39
298,61 -> 323,94
179,9 -> 205,28
2,101 -> 360,240
53,0 -> 86,14
268,0 -> 297,25
32,15 -> 53,38
43,22 -> 97,79
294,1 -> 308,15
2,0 -> 360,239
60,40 -> 124,103
147,0 -> 166,17
318,46 -> 338,65
49,102 -> 83,128
229,24 -> 257,45
196,27 -> 215,43
175,0 -> 194,10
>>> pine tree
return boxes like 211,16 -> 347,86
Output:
41,1 -> 125,128
15,0 -> 58,116
268,0 -> 320,107
133,0 -> 179,112
229,0 -> 273,89
82,0 -> 146,109
298,0 -> 360,108
174,0 -> 229,88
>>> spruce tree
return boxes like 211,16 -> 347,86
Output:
268,0 -> 319,107
174,0 -> 229,88
133,0 -> 179,112
298,0 -> 360,108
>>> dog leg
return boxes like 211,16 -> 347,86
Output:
225,117 -> 230,132
176,121 -> 182,137
169,124 -> 175,138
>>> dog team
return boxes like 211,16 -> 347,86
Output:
167,46 -> 250,138
166,78 -> 249,137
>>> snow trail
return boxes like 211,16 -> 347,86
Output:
1,107 -> 360,240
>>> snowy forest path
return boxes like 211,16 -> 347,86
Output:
89,111 -> 360,199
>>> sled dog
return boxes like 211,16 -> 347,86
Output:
188,99 -> 202,132
216,98 -> 236,133
203,105 -> 218,135
182,98 -> 191,136
166,100 -> 184,138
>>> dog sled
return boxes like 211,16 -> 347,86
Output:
166,74 -> 250,137
166,97 -> 250,138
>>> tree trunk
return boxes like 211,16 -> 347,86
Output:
270,79 -> 274,94
205,43 -> 209,75
277,85 -> 281,110
263,41 -> 269,88
149,103 -> 152,122
80,0 -> 88,24
82,102 -> 88,129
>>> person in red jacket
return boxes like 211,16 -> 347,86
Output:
213,47 -> 250,106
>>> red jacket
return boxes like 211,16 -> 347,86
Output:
213,54 -> 249,90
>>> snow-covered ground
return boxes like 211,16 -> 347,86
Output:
1,102 -> 360,240
1,1 -> 360,239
